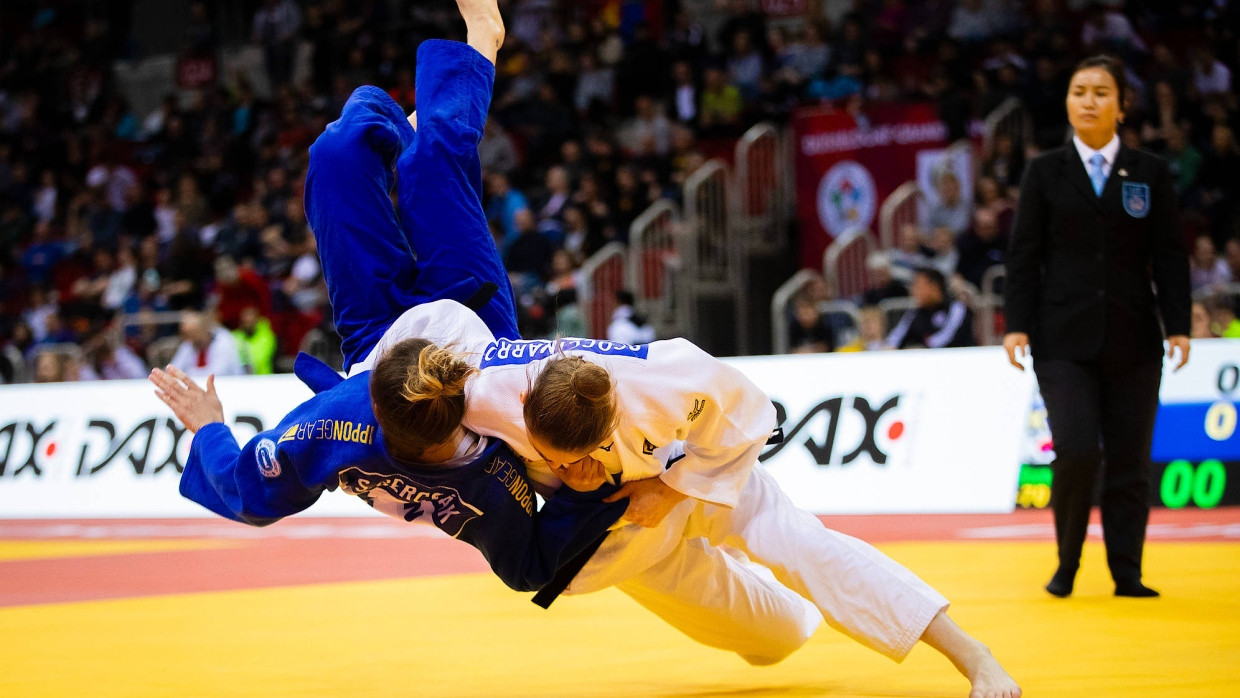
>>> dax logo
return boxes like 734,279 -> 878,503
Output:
761,395 -> 905,467
255,439 -> 280,478
0,419 -> 57,478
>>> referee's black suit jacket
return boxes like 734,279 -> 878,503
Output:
1005,143 -> 1191,362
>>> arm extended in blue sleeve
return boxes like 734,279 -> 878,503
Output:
181,423 -> 325,527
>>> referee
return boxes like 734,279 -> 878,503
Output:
1003,55 -> 1191,599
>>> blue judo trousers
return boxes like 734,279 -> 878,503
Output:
179,40 -> 625,592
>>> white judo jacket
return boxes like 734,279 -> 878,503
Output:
464,334 -> 776,507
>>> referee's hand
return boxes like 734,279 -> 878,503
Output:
1167,335 -> 1191,371
1003,332 -> 1030,371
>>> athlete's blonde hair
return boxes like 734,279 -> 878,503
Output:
371,338 -> 476,460
523,354 -> 618,454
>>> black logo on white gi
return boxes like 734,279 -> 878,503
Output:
642,438 -> 656,456
761,396 -> 902,466
256,438 -> 281,478
687,399 -> 706,422
338,467 -> 482,538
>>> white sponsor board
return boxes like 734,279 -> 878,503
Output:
0,375 -> 375,518
0,347 -> 1033,518
731,347 -> 1032,514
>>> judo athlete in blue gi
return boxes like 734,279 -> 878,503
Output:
152,0 -> 826,667
148,35 -> 624,592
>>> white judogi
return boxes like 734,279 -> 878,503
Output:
366,301 -> 947,663
464,336 -> 776,505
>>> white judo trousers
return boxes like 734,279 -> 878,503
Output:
365,302 -> 947,664
567,460 -> 950,663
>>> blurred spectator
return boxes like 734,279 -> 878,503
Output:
253,0 -> 302,89
551,288 -> 586,338
1080,3 -> 1146,54
699,67 -> 743,137
212,256 -> 272,330
1191,47 -> 1232,97
922,169 -> 971,236
504,208 -> 554,285
84,333 -> 147,380
668,61 -> 699,126
485,171 -> 531,251
1160,125 -> 1202,199
607,290 -> 656,346
1190,301 -> 1216,340
619,95 -> 672,158
233,306 -> 277,375
1204,295 -> 1240,338
886,267 -> 975,349
955,208 -> 1008,290
861,252 -> 909,305
890,223 -> 930,283
787,294 -> 834,354
1223,238 -> 1240,281
925,226 -> 960,279
1190,237 -> 1231,294
856,305 -> 890,351
169,311 -> 244,379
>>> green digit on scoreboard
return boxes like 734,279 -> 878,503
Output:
1193,460 -> 1226,509
1160,460 -> 1194,509
1160,460 -> 1228,509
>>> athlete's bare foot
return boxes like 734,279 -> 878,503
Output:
965,646 -> 1022,698
457,0 -> 504,64
919,611 -> 1021,698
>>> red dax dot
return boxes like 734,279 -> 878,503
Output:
46,442 -> 57,457
887,422 -> 905,440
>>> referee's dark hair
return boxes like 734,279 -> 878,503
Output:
1073,55 -> 1130,113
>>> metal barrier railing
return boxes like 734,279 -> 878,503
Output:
627,199 -> 682,338
983,97 -> 1032,163
976,265 -> 1007,346
770,269 -> 823,355
822,226 -> 877,301
578,242 -> 628,339
683,158 -> 748,353
735,122 -> 788,255
878,180 -> 922,251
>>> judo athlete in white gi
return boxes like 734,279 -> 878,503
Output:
445,330 -> 1023,697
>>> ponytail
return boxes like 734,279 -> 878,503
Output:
371,338 -> 475,460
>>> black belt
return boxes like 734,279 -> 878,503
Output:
462,281 -> 499,311
532,531 -> 610,609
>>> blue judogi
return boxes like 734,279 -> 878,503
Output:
179,40 -> 625,592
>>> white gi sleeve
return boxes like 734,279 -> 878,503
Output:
349,299 -> 497,374
622,338 -> 776,507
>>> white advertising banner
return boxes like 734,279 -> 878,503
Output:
731,347 -> 1032,514
0,347 -> 1033,518
0,375 -> 376,518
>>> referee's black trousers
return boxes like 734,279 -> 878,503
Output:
1033,358 -> 1162,584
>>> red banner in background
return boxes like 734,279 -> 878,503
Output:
793,103 -> 949,270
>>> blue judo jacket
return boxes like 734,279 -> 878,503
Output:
181,353 -> 627,592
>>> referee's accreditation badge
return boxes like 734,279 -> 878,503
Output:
1122,182 -> 1150,218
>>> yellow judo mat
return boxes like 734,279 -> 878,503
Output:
3,539 -> 1239,698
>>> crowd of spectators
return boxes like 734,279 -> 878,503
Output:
0,1 -> 1237,383
786,0 -> 1240,354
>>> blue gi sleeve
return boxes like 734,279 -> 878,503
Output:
398,39 -> 519,341
181,423 -> 325,526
